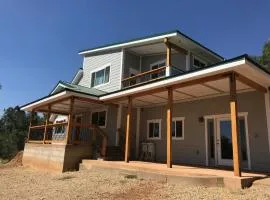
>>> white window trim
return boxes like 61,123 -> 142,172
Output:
90,63 -> 111,88
147,119 -> 162,140
91,108 -> 108,129
172,117 -> 185,140
192,55 -> 207,69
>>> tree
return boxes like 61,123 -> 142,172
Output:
261,40 -> 270,69
253,40 -> 270,71
0,106 -> 29,159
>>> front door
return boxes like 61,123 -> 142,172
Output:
216,116 -> 249,167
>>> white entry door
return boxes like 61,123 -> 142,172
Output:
216,117 -> 233,166
216,116 -> 250,167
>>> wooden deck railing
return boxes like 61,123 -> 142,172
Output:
27,122 -> 108,157
28,122 -> 68,144
122,66 -> 167,88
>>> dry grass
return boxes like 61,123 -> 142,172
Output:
1,166 -> 270,200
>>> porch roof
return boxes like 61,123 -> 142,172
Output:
20,54 -> 270,112
20,84 -> 106,114
100,55 -> 270,107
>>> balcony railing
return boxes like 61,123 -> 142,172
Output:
122,66 -> 167,88
122,66 -> 185,88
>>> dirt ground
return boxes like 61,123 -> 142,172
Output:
1,166 -> 270,200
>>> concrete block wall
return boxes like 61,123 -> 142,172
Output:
22,143 -> 92,172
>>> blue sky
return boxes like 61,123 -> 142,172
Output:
0,0 -> 269,114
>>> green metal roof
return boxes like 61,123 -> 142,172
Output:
51,81 -> 107,96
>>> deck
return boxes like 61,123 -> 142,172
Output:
80,160 -> 268,189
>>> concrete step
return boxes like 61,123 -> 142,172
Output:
79,160 -> 224,188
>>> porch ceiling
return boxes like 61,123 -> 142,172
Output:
115,77 -> 253,107
37,98 -> 105,115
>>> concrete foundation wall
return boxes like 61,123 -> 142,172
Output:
23,143 -> 92,172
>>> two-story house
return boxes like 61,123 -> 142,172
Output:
21,30 -> 270,179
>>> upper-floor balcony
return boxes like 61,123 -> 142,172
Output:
121,38 -> 211,89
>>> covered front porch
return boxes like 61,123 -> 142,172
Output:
107,63 -> 270,177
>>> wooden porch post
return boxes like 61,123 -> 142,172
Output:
166,45 -> 171,66
66,97 -> 74,145
27,110 -> 34,142
125,96 -> 132,163
165,38 -> 172,76
43,105 -> 51,144
167,87 -> 173,168
229,73 -> 241,177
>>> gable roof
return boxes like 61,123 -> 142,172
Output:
78,30 -> 224,60
50,81 -> 107,96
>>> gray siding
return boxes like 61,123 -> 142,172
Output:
132,91 -> 270,171
79,50 -> 122,92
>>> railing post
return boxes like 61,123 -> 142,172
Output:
66,97 -> 74,145
229,73 -> 241,177
43,105 -> 51,144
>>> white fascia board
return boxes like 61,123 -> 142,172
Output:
51,83 -> 66,94
71,69 -> 83,84
21,90 -> 100,112
79,33 -> 177,55
100,59 -> 246,101
20,91 -> 68,111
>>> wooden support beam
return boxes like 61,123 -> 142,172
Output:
201,83 -> 225,93
124,96 -> 132,163
74,96 -> 104,105
235,72 -> 267,93
43,105 -> 51,144
36,109 -> 69,115
66,97 -> 74,145
165,38 -> 172,66
167,87 -> 173,168
164,38 -> 188,55
229,73 -> 241,177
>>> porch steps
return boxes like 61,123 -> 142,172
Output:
104,146 -> 124,161
79,160 -> 266,189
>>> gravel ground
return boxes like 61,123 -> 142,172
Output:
1,167 -> 270,200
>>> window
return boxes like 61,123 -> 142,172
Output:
53,120 -> 66,134
192,57 -> 206,69
147,119 -> 161,139
91,110 -> 107,127
91,65 -> 110,87
150,60 -> 166,79
172,117 -> 184,140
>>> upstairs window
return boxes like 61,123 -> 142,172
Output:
192,57 -> 206,70
91,65 -> 110,87
91,110 -> 107,128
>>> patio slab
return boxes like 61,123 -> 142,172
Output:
80,160 -> 268,189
